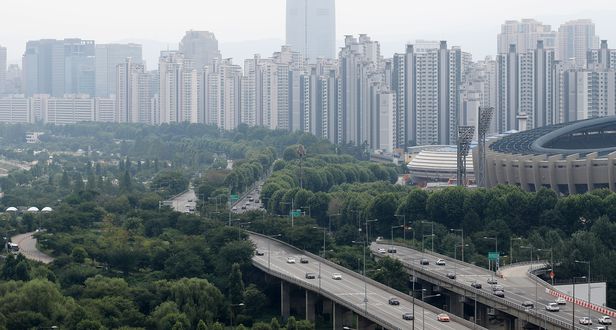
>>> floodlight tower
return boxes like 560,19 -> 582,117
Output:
457,126 -> 475,187
477,107 -> 495,187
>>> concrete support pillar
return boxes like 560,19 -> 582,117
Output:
305,290 -> 316,322
332,302 -> 343,330
448,293 -> 464,317
357,315 -> 377,330
280,281 -> 290,320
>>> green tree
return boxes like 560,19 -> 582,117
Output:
71,246 -> 88,263
196,320 -> 208,330
228,263 -> 245,304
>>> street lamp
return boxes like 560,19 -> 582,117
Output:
365,219 -> 378,243
421,289 -> 441,330
313,226 -> 327,292
450,228 -> 464,262
483,236 -> 498,272
391,225 -> 404,251
575,260 -> 591,324
422,234 -> 435,253
520,245 -> 536,309
267,234 -> 282,270
230,302 -> 245,327
421,221 -> 435,251
572,276 -> 586,329
537,248 -> 554,285
455,244 -> 469,263
352,240 -> 369,315
510,237 -> 523,265
394,214 -> 407,241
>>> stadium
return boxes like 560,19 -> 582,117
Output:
484,116 -> 616,194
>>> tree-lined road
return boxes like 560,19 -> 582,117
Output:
11,232 -> 54,264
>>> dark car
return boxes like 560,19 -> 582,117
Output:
522,301 -> 534,308
471,282 -> 482,289
388,298 -> 400,305
403,313 -> 414,320
387,248 -> 397,253
300,257 -> 309,264
446,272 -> 457,280
305,273 -> 316,279
420,259 -> 429,265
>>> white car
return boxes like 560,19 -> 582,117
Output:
286,257 -> 296,264
555,297 -> 567,305
436,259 -> 446,266
377,248 -> 387,254
598,316 -> 613,325
545,303 -> 560,312
579,317 -> 592,325
332,273 -> 342,280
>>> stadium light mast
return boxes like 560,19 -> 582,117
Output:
457,126 -> 475,187
477,107 -> 495,188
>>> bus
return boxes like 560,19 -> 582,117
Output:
7,242 -> 19,253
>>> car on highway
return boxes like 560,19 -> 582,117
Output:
378,248 -> 387,254
332,273 -> 342,280
446,272 -> 456,280
493,290 -> 505,297
388,298 -> 400,305
555,297 -> 567,305
241,205 -> 247,210
521,301 -> 534,308
471,282 -> 482,289
249,197 -> 254,202
300,257 -> 309,264
402,313 -> 414,320
255,250 -> 264,256
286,257 -> 296,264
545,303 -> 560,312
487,278 -> 498,284
436,259 -> 446,266
376,236 -> 384,242
598,316 -> 613,325
491,285 -> 505,292
387,248 -> 397,253
232,207 -> 238,211
305,273 -> 316,279
420,259 -> 429,265
437,313 -> 450,322
594,326 -> 607,330
579,317 -> 593,325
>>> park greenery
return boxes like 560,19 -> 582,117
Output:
0,121 -> 616,330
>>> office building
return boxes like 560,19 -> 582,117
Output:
179,31 -> 221,71
0,46 -> 6,95
23,39 -> 95,97
558,19 -> 600,65
286,0 -> 336,61
0,97 -> 31,123
45,95 -> 95,124
95,43 -> 143,97
497,19 -> 557,54
158,51 -> 198,124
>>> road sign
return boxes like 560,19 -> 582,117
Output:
230,194 -> 239,202
488,252 -> 499,261
290,210 -> 302,217
549,271 -> 555,279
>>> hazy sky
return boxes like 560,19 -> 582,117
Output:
2,0 -> 616,65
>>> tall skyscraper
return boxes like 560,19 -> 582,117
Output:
558,19 -> 600,65
116,58 -> 151,123
497,19 -> 557,54
0,46 -> 6,95
179,31 -> 221,71
158,51 -> 198,124
23,39 -> 95,97
95,43 -> 143,97
286,0 -> 336,61
202,58 -> 242,130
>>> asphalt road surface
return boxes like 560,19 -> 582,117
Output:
11,231 -> 53,264
373,242 -> 608,329
251,234 -> 477,330
170,189 -> 197,213
232,182 -> 264,214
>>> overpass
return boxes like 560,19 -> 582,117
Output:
372,242 -> 614,330
250,233 -> 484,330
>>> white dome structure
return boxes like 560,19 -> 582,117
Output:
5,207 -> 18,212
27,207 -> 40,212
407,145 -> 474,184
41,207 -> 53,212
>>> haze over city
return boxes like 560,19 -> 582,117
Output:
3,0 -> 616,64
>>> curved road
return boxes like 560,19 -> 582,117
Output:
11,231 -> 54,264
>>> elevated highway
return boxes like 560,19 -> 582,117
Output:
250,233 -> 483,330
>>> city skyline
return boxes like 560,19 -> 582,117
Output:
2,0 -> 616,64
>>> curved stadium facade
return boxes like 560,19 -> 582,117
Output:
484,116 -> 616,194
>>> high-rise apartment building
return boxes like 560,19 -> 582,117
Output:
497,19 -> 557,54
0,46 -> 6,95
23,39 -> 95,97
203,58 -> 242,130
158,51 -> 198,124
587,40 -> 616,69
558,19 -> 600,66
286,0 -> 336,61
179,31 -> 221,71
95,43 -> 143,97
116,58 -> 151,123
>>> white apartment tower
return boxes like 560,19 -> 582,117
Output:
497,19 -> 557,54
558,19 -> 600,66
203,59 -> 242,130
158,51 -> 198,124
116,58 -> 151,123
